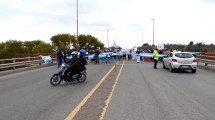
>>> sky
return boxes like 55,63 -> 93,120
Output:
0,0 -> 215,49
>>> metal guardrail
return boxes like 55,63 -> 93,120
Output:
197,58 -> 215,66
197,54 -> 215,66
0,56 -> 56,71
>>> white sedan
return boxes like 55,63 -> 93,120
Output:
163,52 -> 197,73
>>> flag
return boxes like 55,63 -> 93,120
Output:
69,41 -> 73,49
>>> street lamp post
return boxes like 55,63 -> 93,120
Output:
141,33 -> 143,46
151,18 -> 155,46
76,0 -> 79,51
107,29 -> 109,48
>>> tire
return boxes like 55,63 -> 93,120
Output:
191,69 -> 196,73
77,73 -> 87,83
50,74 -> 62,86
169,64 -> 173,72
163,62 -> 166,69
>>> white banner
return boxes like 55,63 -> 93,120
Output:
157,44 -> 164,50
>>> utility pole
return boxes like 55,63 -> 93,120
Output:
76,0 -> 79,51
141,33 -> 143,46
151,18 -> 155,46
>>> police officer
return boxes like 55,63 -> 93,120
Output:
153,48 -> 159,69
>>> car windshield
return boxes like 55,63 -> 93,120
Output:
175,53 -> 193,58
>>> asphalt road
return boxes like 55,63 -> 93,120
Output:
105,60 -> 215,120
0,63 -> 113,120
1,60 -> 215,120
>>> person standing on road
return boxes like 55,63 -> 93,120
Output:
95,47 -> 100,64
153,48 -> 159,69
63,50 -> 67,63
117,49 -> 122,62
105,54 -> 110,64
57,49 -> 64,68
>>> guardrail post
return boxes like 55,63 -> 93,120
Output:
39,57 -> 42,65
13,58 -> 16,70
28,57 -> 31,67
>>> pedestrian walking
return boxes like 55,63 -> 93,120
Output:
105,54 -> 110,64
95,47 -> 100,64
56,49 -> 64,68
117,49 -> 122,62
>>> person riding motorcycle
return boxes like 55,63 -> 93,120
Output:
78,49 -> 88,77
50,50 -> 88,86
64,51 -> 80,82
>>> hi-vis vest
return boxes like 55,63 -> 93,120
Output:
153,50 -> 159,60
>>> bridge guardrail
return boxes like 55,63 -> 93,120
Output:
0,56 -> 56,71
197,54 -> 215,66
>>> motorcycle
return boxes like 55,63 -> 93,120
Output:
50,63 -> 87,86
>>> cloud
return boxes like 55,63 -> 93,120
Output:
201,0 -> 215,3
0,0 -> 215,48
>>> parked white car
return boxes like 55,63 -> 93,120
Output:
163,52 -> 197,73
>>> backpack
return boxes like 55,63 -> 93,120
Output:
79,57 -> 87,67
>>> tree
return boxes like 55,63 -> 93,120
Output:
194,42 -> 205,52
23,40 -> 54,54
186,41 -> 194,51
33,43 -> 54,53
0,42 -> 6,59
50,33 -> 105,51
50,33 -> 76,50
143,43 -> 149,46
23,41 -> 36,54
2,40 -> 25,58
79,35 -> 104,50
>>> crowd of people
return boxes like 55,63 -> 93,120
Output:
56,48 -> 178,76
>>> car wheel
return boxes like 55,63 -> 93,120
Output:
169,64 -> 173,72
163,62 -> 166,69
191,69 -> 196,73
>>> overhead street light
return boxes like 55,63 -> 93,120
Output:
141,32 -> 143,45
107,29 -> 109,48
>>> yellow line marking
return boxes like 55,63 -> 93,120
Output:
65,62 -> 118,120
99,60 -> 125,120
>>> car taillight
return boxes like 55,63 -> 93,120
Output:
172,59 -> 177,62
193,59 -> 197,62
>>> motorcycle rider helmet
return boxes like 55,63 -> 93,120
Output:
71,51 -> 77,57
79,49 -> 86,56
